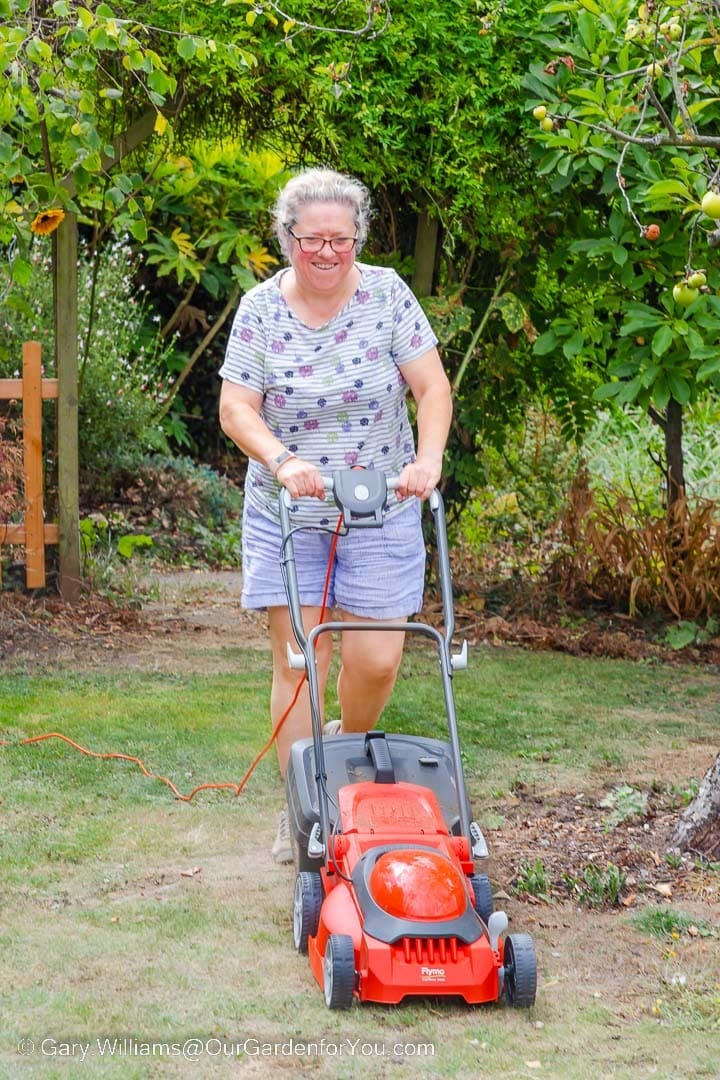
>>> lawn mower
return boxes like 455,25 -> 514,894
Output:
280,469 -> 537,1009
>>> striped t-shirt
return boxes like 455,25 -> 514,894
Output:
219,263 -> 439,526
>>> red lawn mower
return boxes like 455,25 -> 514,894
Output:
280,470 -> 537,1010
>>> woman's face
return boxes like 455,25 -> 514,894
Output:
287,201 -> 358,294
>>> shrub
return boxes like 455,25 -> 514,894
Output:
1,237 -> 174,476
83,455 -> 243,568
551,471 -> 720,620
0,413 -> 22,524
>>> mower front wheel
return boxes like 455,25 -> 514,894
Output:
503,933 -> 537,1008
293,872 -> 323,954
323,934 -> 355,1010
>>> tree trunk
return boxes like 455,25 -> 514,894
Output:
412,212 -> 439,298
664,396 -> 685,514
670,751 -> 720,858
54,213 -> 81,602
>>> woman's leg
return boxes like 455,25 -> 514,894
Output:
335,614 -> 407,732
268,605 -> 333,777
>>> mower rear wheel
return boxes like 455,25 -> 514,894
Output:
323,934 -> 355,1010
468,873 -> 494,923
503,933 -> 537,1008
293,872 -> 323,954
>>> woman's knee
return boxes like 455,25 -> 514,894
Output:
341,638 -> 404,685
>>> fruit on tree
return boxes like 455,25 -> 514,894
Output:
540,116 -> 554,133
687,270 -> 707,288
672,282 -> 699,306
646,62 -> 663,79
533,105 -> 547,120
644,224 -> 661,241
701,190 -> 720,219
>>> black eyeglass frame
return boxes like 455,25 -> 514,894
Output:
286,227 -> 358,254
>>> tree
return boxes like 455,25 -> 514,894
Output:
1,0 -> 193,596
525,0 -> 720,858
239,0 -> 602,514
525,0 -> 720,519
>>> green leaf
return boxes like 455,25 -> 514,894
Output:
577,11 -> 596,52
562,330 -> 584,358
651,325 -> 673,357
653,374 -> 670,410
491,292 -> 527,334
617,375 -> 643,403
696,355 -> 720,381
117,534 -> 153,559
667,372 -> 691,405
643,179 -> 692,200
593,382 -> 621,401
177,37 -> 197,61
533,330 -> 558,356
10,256 -> 32,287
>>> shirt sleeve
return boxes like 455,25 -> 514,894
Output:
218,289 -> 268,392
389,272 -> 439,366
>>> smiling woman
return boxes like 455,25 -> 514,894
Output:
218,167 -> 453,861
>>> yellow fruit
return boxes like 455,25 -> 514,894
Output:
533,105 -> 547,120
668,21 -> 682,42
701,190 -> 720,218
540,116 -> 554,132
672,282 -> 699,306
646,62 -> 663,79
687,270 -> 707,288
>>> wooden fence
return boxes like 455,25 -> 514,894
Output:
0,341 -> 59,588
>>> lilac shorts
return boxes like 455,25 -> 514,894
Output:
241,499 -> 426,618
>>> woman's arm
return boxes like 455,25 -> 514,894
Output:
397,347 -> 453,500
219,380 -> 325,498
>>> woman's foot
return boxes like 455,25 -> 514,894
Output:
271,809 -> 293,864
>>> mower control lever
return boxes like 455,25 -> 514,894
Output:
331,469 -> 388,528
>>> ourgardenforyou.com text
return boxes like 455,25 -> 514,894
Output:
18,1036 -> 436,1062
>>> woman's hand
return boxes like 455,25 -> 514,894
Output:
396,455 -> 443,500
275,456 -> 326,500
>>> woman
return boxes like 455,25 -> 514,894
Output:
219,168 -> 452,862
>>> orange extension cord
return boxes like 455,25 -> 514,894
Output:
0,516 -> 343,802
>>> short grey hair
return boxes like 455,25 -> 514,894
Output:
273,168 -> 372,258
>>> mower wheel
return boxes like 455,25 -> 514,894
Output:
503,933 -> 537,1008
293,872 -> 323,954
323,934 -> 355,1010
468,873 -> 494,923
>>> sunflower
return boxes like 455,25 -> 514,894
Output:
30,209 -> 66,236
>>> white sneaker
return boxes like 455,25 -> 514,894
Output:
323,720 -> 342,736
271,810 -> 293,864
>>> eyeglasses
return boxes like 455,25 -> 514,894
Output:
286,227 -> 358,254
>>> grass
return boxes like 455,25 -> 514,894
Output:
1,645 -> 719,1077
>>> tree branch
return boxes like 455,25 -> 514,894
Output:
648,405 -> 667,431
645,83 -> 677,139
156,283 -> 241,421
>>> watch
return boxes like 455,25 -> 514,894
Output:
269,449 -> 296,475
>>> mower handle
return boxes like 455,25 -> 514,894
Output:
278,468 -> 472,854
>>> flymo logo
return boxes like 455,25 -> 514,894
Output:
420,966 -> 446,981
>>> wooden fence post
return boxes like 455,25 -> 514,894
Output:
0,341 -> 60,589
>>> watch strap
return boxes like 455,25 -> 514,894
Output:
269,449 -> 296,475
